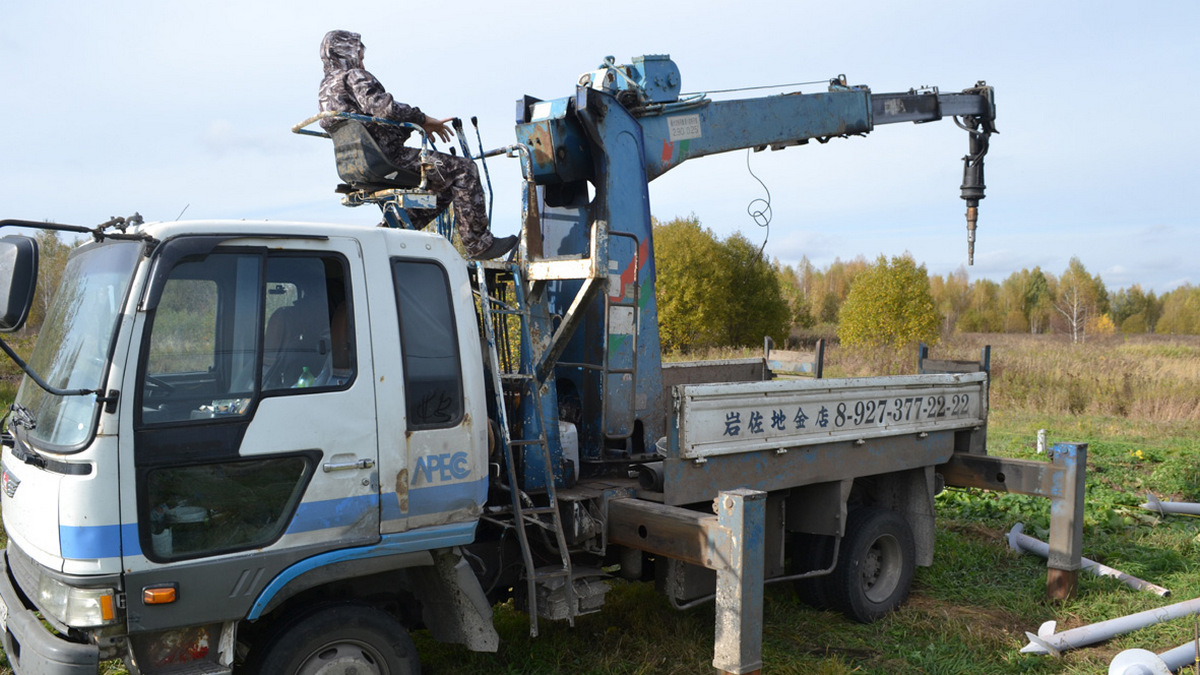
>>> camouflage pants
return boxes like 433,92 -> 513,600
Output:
393,147 -> 493,256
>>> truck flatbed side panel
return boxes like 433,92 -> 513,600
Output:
675,373 -> 987,460
662,430 -> 959,506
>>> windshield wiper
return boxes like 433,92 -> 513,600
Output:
6,406 -> 46,469
9,403 -> 36,430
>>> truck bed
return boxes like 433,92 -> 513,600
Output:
660,372 -> 988,504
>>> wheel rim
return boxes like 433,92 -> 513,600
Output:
861,533 -> 903,604
295,639 -> 389,675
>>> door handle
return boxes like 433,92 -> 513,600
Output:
322,458 -> 375,472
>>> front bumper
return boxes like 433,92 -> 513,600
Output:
0,554 -> 99,675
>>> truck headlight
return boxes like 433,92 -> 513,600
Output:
37,574 -> 119,627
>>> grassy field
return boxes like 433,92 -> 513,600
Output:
3,333 -> 1200,674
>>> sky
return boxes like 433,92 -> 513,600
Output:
3,0 -> 1197,294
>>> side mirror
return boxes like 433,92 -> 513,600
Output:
0,235 -> 39,332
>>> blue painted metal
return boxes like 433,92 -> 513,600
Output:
513,98 -> 591,185
60,522 -> 140,559
712,489 -> 766,675
247,521 -> 476,620
640,93 -> 871,180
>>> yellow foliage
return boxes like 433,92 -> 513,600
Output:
838,254 -> 940,349
1087,313 -> 1116,336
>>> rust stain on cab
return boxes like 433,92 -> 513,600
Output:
395,468 -> 409,513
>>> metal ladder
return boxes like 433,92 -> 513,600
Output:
472,261 -> 576,637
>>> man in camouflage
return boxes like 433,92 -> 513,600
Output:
318,30 -> 517,260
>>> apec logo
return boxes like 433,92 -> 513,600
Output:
414,452 -> 470,484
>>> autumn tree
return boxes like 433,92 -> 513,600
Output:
774,260 -> 815,330
1054,258 -> 1106,343
653,216 -> 725,352
1157,285 -> 1200,334
957,278 -> 1003,333
654,218 -> 789,352
929,267 -> 969,336
716,233 -> 789,347
810,256 -> 869,326
838,254 -> 940,349
1000,267 -> 1051,333
1110,284 -> 1161,334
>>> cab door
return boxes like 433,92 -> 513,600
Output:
120,236 -> 379,633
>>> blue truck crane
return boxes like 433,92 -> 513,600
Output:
0,55 -> 1049,675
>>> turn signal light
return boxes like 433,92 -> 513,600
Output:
143,586 -> 177,605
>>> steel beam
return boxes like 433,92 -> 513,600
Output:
607,489 -> 766,675
939,443 -> 1087,599
712,489 -> 765,675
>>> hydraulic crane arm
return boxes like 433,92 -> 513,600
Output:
517,56 -> 995,262
632,82 -> 995,263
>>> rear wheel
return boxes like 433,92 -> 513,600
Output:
831,507 -> 915,623
247,603 -> 420,675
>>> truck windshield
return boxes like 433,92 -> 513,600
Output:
14,240 -> 141,450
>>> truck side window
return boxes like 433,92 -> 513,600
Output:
392,259 -> 463,429
144,456 -> 311,560
262,256 -> 354,392
141,253 -> 261,423
139,252 -> 355,425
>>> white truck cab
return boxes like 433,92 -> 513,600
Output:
1,220 -> 492,673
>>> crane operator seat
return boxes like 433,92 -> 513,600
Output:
328,119 -> 422,192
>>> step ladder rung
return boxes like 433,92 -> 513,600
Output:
501,372 -> 536,381
533,569 -> 571,582
521,506 -> 558,516
523,517 -> 560,531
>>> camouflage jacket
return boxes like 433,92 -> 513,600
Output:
318,30 -> 424,163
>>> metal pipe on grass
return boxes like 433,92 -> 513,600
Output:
1008,523 -> 1171,597
1022,596 -> 1200,656
1109,642 -> 1199,675
1142,493 -> 1200,517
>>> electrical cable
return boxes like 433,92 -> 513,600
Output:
682,79 -> 830,97
744,149 -> 773,255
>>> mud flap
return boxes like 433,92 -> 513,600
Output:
410,548 -> 499,652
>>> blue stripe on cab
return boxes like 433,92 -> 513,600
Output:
55,479 -> 488,560
60,523 -> 140,559
247,521 -> 477,619
285,493 -> 379,534
382,479 -> 487,521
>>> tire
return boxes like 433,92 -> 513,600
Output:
786,532 -> 837,610
247,603 -> 420,675
831,507 -> 915,624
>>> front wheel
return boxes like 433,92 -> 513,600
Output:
247,603 -> 420,675
831,507 -> 915,623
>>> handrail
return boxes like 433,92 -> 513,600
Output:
291,111 -> 430,153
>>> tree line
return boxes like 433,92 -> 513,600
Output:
21,223 -> 1200,353
654,216 -> 1200,353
